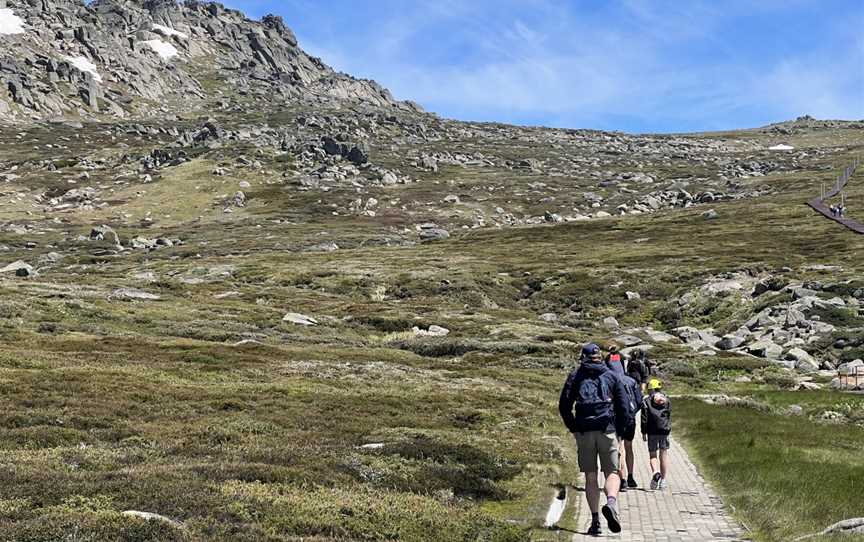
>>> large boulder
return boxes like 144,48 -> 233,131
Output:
644,329 -> 676,343
90,225 -> 122,247
747,339 -> 783,359
0,260 -> 35,277
784,308 -> 807,328
717,334 -> 745,351
785,348 -> 818,372
418,224 -> 450,243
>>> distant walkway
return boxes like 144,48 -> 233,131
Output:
807,158 -> 864,234
571,425 -> 745,541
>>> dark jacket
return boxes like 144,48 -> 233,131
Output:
626,357 -> 649,384
641,392 -> 672,435
620,373 -> 642,423
605,355 -> 626,376
559,361 -> 631,435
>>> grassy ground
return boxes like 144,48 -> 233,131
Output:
0,115 -> 862,539
677,399 -> 864,542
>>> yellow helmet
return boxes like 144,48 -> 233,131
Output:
648,378 -> 663,391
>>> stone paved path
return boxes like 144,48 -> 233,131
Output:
571,424 -> 747,541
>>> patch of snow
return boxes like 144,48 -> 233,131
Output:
769,144 -> 795,151
0,8 -> 25,35
142,39 -> 179,60
64,56 -> 102,83
152,23 -> 188,39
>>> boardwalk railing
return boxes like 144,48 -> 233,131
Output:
838,366 -> 864,390
807,157 -> 864,234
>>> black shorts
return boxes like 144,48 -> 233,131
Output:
620,422 -> 636,441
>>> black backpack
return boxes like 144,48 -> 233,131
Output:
574,374 -> 614,432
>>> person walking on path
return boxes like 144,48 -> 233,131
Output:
626,350 -> 650,394
559,343 -> 632,536
604,343 -> 625,375
641,378 -> 672,491
617,371 -> 643,492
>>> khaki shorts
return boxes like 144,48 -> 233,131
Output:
575,431 -> 619,474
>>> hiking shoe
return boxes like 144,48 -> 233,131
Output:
658,478 -> 668,491
602,504 -> 622,534
627,476 -> 638,488
587,519 -> 602,536
650,472 -> 662,490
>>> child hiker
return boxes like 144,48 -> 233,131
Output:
641,378 -> 671,490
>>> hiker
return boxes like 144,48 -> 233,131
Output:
839,205 -> 845,218
641,378 -> 672,491
626,350 -> 650,394
617,371 -> 643,491
604,343 -> 625,375
830,205 -> 837,217
559,343 -> 632,536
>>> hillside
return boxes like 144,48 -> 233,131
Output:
1,1 -> 863,541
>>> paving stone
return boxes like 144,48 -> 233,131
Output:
570,425 -> 747,541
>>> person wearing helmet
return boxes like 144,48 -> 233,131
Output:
641,379 -> 672,490
559,343 -> 632,535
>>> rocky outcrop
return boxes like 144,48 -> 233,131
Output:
0,0 -> 419,121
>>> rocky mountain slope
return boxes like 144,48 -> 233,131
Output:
0,1 -> 863,540
0,0 -> 419,120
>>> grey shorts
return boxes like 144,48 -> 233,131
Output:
648,434 -> 670,453
575,431 -> 619,474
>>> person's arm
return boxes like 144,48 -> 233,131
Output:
613,376 -> 630,436
558,372 -> 578,433
640,397 -> 648,436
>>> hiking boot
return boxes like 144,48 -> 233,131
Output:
650,471 -> 662,490
627,476 -> 638,488
602,503 -> 622,534
587,519 -> 602,536
658,478 -> 668,491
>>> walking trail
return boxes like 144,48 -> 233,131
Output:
570,424 -> 746,541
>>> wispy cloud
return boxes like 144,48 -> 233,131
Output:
225,0 -> 864,132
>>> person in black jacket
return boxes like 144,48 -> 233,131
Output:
559,343 -> 632,536
641,379 -> 672,491
626,350 -> 650,393
617,373 -> 643,491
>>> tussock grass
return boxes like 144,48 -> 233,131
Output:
677,399 -> 864,542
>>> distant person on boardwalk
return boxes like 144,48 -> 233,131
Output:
838,204 -> 845,218
559,343 -> 632,535
830,205 -> 837,217
617,371 -> 643,491
627,350 -> 650,393
642,378 -> 672,490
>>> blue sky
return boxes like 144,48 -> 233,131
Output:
223,0 -> 863,133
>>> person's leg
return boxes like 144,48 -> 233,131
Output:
618,440 -> 627,485
576,431 -> 603,534
660,448 -> 669,479
648,436 -> 662,490
624,439 -> 635,477
585,471 -> 600,513
599,433 -> 622,533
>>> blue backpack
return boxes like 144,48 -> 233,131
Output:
622,376 -> 642,419
574,374 -> 614,432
